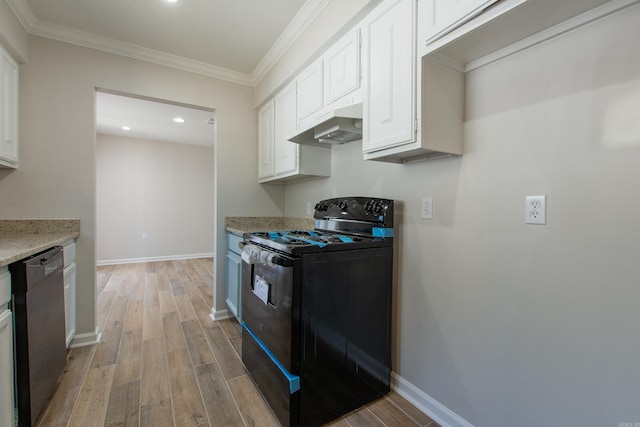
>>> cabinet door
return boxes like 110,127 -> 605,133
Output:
364,0 -> 416,154
296,59 -> 324,125
226,251 -> 242,320
424,0 -> 499,42
0,50 -> 18,166
324,29 -> 361,106
274,82 -> 298,176
258,100 -> 275,180
64,263 -> 76,348
0,310 -> 14,427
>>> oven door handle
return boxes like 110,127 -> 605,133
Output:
240,241 -> 294,268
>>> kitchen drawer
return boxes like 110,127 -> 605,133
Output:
242,322 -> 299,427
227,232 -> 243,255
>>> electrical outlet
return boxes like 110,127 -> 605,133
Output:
421,197 -> 433,220
525,195 -> 546,225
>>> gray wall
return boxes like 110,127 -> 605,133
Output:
0,34 -> 284,337
283,5 -> 640,427
96,134 -> 214,263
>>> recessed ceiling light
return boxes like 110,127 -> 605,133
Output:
167,0 -> 178,3
122,126 -> 131,131
173,117 -> 185,123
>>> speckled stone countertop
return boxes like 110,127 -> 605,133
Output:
225,216 -> 315,236
0,220 -> 80,267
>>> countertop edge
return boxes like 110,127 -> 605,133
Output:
0,231 -> 79,267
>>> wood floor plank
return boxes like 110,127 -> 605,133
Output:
140,337 -> 171,405
190,296 -> 214,329
112,328 -> 143,386
203,326 -> 246,380
143,305 -> 164,341
159,289 -> 177,314
174,294 -> 198,322
218,318 -> 242,339
181,319 -> 216,367
96,288 -> 116,326
156,261 -> 171,292
195,362 -> 245,426
227,374 -> 280,427
104,380 -> 140,427
140,398 -> 174,427
343,407 -> 385,427
67,364 -> 116,427
167,349 -> 209,426
367,396 -> 421,427
91,295 -> 128,368
229,335 -> 242,358
34,347 -> 96,427
163,311 -> 188,354
97,264 -> 116,292
124,299 -> 144,332
385,391 -> 437,426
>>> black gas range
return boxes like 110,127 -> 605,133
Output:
240,197 -> 394,427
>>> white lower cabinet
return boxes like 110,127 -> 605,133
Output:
63,241 -> 76,347
1,268 -> 14,427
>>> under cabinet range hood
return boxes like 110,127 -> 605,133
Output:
289,103 -> 362,146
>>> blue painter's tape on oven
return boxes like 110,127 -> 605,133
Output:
241,322 -> 301,394
372,227 -> 394,237
307,231 -> 318,236
268,232 -> 280,239
337,235 -> 353,242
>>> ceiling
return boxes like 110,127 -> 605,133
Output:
7,0 -> 321,146
96,92 -> 217,147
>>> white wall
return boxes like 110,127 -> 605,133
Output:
0,35 -> 285,338
96,134 -> 214,263
283,5 -> 640,427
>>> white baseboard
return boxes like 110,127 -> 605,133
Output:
391,372 -> 474,427
69,327 -> 102,348
97,252 -> 214,266
210,306 -> 232,321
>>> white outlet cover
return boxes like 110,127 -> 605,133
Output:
525,195 -> 546,225
421,197 -> 433,220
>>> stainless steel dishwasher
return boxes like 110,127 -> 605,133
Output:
10,246 -> 66,427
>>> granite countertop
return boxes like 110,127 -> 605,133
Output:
225,216 -> 315,236
0,220 -> 80,267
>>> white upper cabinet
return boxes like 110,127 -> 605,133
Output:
423,0 -> 499,43
324,29 -> 361,106
274,82 -> 298,176
296,59 -> 324,128
258,100 -> 275,180
294,27 -> 362,136
259,82 -> 331,184
363,0 -> 416,154
0,45 -> 18,169
363,0 -> 463,163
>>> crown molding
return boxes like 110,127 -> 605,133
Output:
30,20 -> 254,86
5,0 -> 36,32
251,0 -> 330,86
5,0 -> 328,87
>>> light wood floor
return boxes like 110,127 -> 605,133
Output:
34,259 -> 440,427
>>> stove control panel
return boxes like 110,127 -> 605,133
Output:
314,197 -> 394,226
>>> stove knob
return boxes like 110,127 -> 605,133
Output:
338,200 -> 348,212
